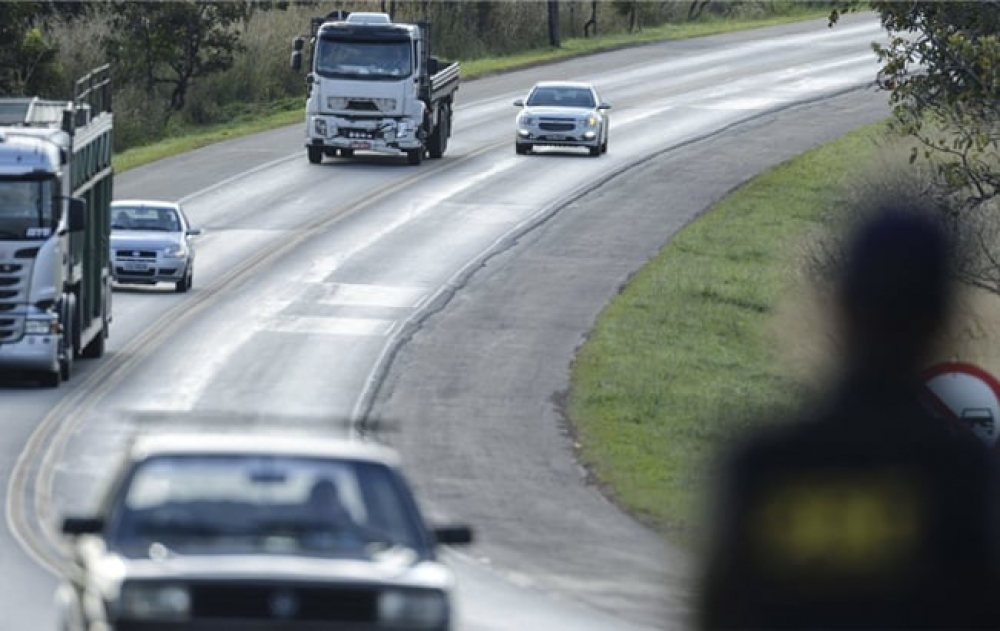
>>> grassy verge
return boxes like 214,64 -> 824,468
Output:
566,122 -> 887,546
112,8 -> 829,174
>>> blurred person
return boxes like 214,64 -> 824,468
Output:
695,202 -> 1000,630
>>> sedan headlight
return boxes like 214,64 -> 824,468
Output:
378,589 -> 448,629
118,583 -> 191,620
162,244 -> 188,259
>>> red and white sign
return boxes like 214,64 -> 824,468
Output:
922,361 -> 1000,449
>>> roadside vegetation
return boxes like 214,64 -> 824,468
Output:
568,123 -> 890,544
568,1 -> 1000,546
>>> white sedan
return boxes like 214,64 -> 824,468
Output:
110,199 -> 201,293
513,81 -> 612,157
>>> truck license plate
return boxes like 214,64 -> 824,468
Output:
350,141 -> 371,149
125,262 -> 150,271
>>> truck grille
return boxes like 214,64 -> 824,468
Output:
0,252 -> 29,343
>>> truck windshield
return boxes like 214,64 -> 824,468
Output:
315,39 -> 412,80
0,179 -> 54,239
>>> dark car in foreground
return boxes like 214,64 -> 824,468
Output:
56,433 -> 473,630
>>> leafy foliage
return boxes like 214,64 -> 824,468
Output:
0,3 -> 64,97
104,1 -> 251,119
831,2 -> 1000,293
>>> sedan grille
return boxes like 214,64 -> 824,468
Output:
191,584 -> 379,622
539,121 -> 576,132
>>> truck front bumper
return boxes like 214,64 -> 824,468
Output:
0,334 -> 59,372
307,115 -> 423,153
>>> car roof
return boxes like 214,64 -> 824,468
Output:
531,81 -> 596,90
128,432 -> 402,467
112,199 -> 181,210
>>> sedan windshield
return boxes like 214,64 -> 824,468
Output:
526,87 -> 596,108
107,454 -> 425,560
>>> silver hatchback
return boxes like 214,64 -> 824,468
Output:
110,200 -> 201,293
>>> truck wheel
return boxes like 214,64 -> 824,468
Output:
59,300 -> 74,381
427,108 -> 448,159
307,147 -> 323,164
515,143 -> 531,155
407,148 -> 423,166
589,145 -> 601,157
81,305 -> 108,359
340,148 -> 355,158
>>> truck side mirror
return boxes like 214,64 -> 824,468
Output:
291,50 -> 302,73
68,197 -> 86,233
293,35 -> 305,52
61,516 -> 104,536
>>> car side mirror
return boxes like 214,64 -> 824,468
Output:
68,197 -> 86,232
432,525 -> 473,546
186,228 -> 202,236
512,99 -> 525,107
598,102 -> 612,110
61,516 -> 104,536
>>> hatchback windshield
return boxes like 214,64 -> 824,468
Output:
107,454 -> 426,559
112,206 -> 181,232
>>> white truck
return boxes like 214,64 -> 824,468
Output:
291,11 -> 459,166
0,66 -> 114,387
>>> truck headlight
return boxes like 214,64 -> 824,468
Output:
162,244 -> 188,259
378,589 -> 447,628
586,114 -> 598,127
518,115 -> 535,126
119,583 -> 191,620
25,318 -> 58,335
314,118 -> 328,136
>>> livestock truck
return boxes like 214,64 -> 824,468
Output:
0,65 -> 114,387
291,11 -> 459,165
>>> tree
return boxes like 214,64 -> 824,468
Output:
104,1 -> 250,119
548,0 -> 561,48
0,3 -> 64,97
831,2 -> 1000,293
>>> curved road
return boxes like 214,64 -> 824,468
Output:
1,14 -> 888,630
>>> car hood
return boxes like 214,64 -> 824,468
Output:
110,231 -> 183,251
111,550 -> 453,589
521,106 -> 596,118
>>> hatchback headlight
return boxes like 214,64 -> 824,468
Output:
162,244 -> 187,259
119,583 -> 191,620
378,589 -> 447,628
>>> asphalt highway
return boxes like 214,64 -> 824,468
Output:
1,13 -> 889,630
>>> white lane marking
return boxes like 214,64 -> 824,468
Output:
261,315 -> 396,336
317,283 -> 428,309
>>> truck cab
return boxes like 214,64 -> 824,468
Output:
292,12 -> 459,166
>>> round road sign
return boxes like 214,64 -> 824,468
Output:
922,361 -> 1000,449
